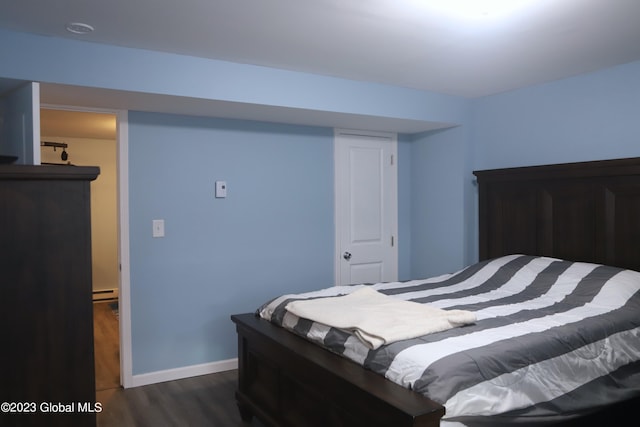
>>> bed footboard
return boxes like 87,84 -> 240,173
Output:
231,313 -> 444,427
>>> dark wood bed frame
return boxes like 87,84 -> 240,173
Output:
231,157 -> 640,427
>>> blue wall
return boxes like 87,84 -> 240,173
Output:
128,113 -> 335,372
0,82 -> 38,163
393,59 -> 640,280
397,134 -> 413,281
0,29 -> 466,126
408,126 -> 470,278
471,60 -> 640,170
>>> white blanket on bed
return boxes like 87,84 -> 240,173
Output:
285,287 -> 477,349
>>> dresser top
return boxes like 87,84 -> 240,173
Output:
0,164 -> 100,181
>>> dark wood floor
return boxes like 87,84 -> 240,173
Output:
94,301 -> 121,391
96,370 -> 263,427
93,301 -> 263,427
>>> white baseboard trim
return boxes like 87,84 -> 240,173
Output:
129,358 -> 238,388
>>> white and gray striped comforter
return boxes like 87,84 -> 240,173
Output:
258,255 -> 640,426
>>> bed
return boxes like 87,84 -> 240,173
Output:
231,156 -> 640,427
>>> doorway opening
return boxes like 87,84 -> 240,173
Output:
40,107 -> 122,395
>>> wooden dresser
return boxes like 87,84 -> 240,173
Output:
0,165 -> 100,427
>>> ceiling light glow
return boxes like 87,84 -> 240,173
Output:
419,0 -> 532,18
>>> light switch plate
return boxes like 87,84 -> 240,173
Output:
152,219 -> 165,237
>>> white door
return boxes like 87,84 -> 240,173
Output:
334,129 -> 398,286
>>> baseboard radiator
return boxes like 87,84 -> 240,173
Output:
93,288 -> 119,302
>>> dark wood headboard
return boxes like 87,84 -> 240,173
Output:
474,157 -> 640,272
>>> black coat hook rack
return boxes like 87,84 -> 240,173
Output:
41,141 -> 70,162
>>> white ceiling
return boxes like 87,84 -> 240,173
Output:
3,0 -> 640,133
3,0 -> 640,97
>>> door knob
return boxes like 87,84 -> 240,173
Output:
343,251 -> 352,261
